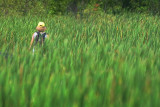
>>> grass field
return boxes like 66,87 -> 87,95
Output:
0,13 -> 160,107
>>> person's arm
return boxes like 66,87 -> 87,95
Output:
29,34 -> 35,50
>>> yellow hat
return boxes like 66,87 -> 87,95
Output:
37,22 -> 45,27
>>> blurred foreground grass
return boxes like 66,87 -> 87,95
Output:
0,13 -> 160,106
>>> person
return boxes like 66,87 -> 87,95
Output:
29,22 -> 49,53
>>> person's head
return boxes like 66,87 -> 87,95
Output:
36,22 -> 46,32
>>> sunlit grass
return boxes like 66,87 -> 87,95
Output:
0,13 -> 160,106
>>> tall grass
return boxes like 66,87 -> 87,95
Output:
0,13 -> 160,106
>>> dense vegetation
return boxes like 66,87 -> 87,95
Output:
1,0 -> 160,16
0,13 -> 160,106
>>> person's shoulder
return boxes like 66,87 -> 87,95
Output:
32,32 -> 38,38
33,32 -> 38,35
43,32 -> 49,38
43,32 -> 47,35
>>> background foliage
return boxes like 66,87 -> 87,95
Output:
0,0 -> 160,16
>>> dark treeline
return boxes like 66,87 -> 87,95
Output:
0,0 -> 160,16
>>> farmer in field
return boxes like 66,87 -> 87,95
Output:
29,22 -> 49,53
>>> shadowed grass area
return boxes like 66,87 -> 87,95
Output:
0,13 -> 160,106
